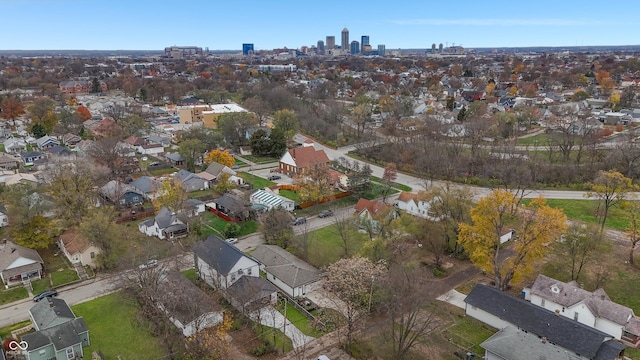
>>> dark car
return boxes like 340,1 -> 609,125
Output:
33,289 -> 58,302
318,210 -> 334,218
292,217 -> 307,226
268,175 -> 281,181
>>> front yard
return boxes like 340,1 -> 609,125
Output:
292,224 -> 369,268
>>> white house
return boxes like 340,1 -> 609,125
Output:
523,274 -> 640,346
251,244 -> 320,298
0,205 -> 8,227
499,228 -> 515,244
57,228 -> 101,269
138,207 -> 188,240
193,235 -> 260,290
394,191 -> 439,219
249,189 -> 295,212
136,143 -> 164,155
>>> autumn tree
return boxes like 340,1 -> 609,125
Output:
243,96 -> 269,126
323,257 -> 387,351
428,183 -> 473,255
120,114 -> 151,138
381,163 -> 398,202
88,137 -> 128,177
216,111 -> 257,145
260,208 -> 294,248
205,149 -> 235,167
45,160 -> 103,224
587,170 -> 634,231
458,190 -> 567,290
76,105 -> 92,121
152,178 -> 188,212
555,224 -> 608,281
184,313 -> 233,360
5,185 -> 55,249
293,165 -> 334,203
179,139 -> 206,172
1,95 -> 25,124
79,207 -> 122,270
626,199 -> 640,265
28,97 -> 57,134
213,172 -> 237,193
272,108 -> 299,140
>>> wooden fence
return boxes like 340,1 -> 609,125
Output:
297,191 -> 352,209
206,206 -> 240,222
115,208 -> 155,223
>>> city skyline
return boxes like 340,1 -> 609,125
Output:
2,0 -> 639,51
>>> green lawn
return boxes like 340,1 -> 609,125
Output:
516,133 -> 552,146
201,212 -> 258,237
295,224 -> 369,268
0,320 -> 31,340
0,286 -> 28,306
362,183 -> 399,200
279,189 -> 300,203
72,292 -> 166,360
148,167 -> 178,176
522,198 -> 631,231
370,176 -> 412,192
182,268 -> 198,283
255,324 -> 293,354
51,268 -> 79,287
188,188 -> 219,199
242,155 -> 280,164
239,172 -> 276,189
277,300 -> 324,338
31,278 -> 51,295
438,309 -> 496,355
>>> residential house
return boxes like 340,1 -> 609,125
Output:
249,189 -> 295,212
203,161 -> 244,184
523,274 -> 640,347
73,140 -> 94,157
251,244 -> 320,298
136,143 -> 164,156
4,137 -> 27,154
165,152 -> 185,167
210,193 -> 253,221
183,198 -> 206,217
464,284 -> 626,360
499,227 -> 515,244
0,153 -> 19,169
193,235 -> 276,311
174,169 -> 209,192
130,176 -> 162,200
35,135 -> 60,150
22,297 -> 90,360
239,146 -> 252,156
58,80 -> 90,94
354,198 -> 394,234
156,270 -> 224,337
146,134 -> 172,147
0,205 -> 7,227
278,145 -> 330,176
49,145 -> 76,159
394,191 -> 439,219
98,180 -> 144,208
61,133 -> 82,147
138,206 -> 188,240
20,151 -> 46,166
57,228 -> 101,269
123,136 -> 145,149
2,172 -> 40,186
0,240 -> 44,288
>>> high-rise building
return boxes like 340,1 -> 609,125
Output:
361,35 -> 370,47
242,43 -> 254,56
378,44 -> 386,56
341,28 -> 349,52
317,40 -> 325,54
164,46 -> 203,58
326,36 -> 335,49
431,43 -> 437,53
439,43 -> 443,53
350,41 -> 360,55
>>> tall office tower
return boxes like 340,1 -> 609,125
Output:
242,43 -> 254,56
341,28 -> 349,52
317,40 -> 325,54
326,36 -> 335,49
361,35 -> 370,47
438,43 -> 443,53
378,44 -> 386,56
350,41 -> 360,54
432,43 -> 436,53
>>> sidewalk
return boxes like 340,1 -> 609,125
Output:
249,305 -> 315,348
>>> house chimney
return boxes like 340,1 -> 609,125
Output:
541,336 -> 547,343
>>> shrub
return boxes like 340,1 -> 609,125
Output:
224,222 -> 241,238
432,266 -> 447,278
250,343 -> 275,356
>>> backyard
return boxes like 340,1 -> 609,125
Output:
522,198 -> 632,231
292,223 -> 369,268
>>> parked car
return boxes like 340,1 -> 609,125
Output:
268,175 -> 281,181
318,210 -> 334,218
292,217 -> 306,226
138,259 -> 158,270
149,161 -> 160,167
33,289 -> 58,302
317,356 -> 331,360
232,165 -> 240,169
226,238 -> 238,244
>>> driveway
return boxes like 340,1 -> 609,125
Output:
250,305 -> 315,348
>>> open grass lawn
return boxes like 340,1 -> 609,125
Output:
201,212 -> 258,237
72,292 -> 166,360
51,268 -> 79,286
242,155 -> 280,164
0,286 -> 28,306
277,301 -> 324,338
0,320 -> 31,340
31,278 -> 51,295
522,198 -> 631,231
435,306 -> 496,356
370,176 -> 412,192
278,189 -> 300,203
294,196 -> 358,217
516,133 -> 552,146
363,183 -> 399,200
295,225 -> 369,268
148,167 -> 178,176
188,188 -> 219,199
182,268 -> 198,283
239,172 -> 276,189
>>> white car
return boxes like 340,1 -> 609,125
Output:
226,238 -> 238,245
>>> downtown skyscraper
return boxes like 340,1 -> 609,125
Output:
341,28 -> 349,52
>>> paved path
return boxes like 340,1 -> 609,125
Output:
250,305 -> 315,348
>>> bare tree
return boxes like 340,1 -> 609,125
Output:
260,208 -> 294,248
333,211 -> 354,257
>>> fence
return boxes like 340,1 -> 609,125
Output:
115,208 -> 155,223
206,206 -> 240,222
277,292 -> 326,330
278,184 -> 299,191
297,191 -> 353,209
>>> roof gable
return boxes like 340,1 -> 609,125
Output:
285,146 -> 330,168
193,235 -> 256,276
251,245 -> 320,287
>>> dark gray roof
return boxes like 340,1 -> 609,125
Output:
22,317 -> 88,352
157,270 -> 221,326
193,235 -> 256,276
165,152 -> 184,162
20,151 -> 44,158
153,207 -> 184,230
99,180 -> 143,200
213,194 -> 247,212
481,326 -> 585,360
29,297 -> 76,330
227,275 -> 277,305
0,240 -> 44,277
251,245 -> 320,288
184,198 -> 205,209
465,284 -> 624,360
131,176 -> 160,194
49,145 -> 74,157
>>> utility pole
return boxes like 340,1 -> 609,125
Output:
283,297 -> 287,353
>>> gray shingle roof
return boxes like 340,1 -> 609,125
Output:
193,235 -> 255,276
481,326 -> 585,360
30,297 -> 76,330
157,270 -> 221,326
22,317 -> 88,352
0,240 -> 44,278
131,176 -> 160,194
465,284 -> 624,359
251,245 -> 320,288
227,275 -> 277,305
213,194 -> 247,213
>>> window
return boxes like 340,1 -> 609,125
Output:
541,299 -> 545,307
237,269 -> 243,275
230,275 -> 236,282
90,252 -> 95,259
66,347 -> 74,359
574,312 -> 579,321
247,268 -> 252,275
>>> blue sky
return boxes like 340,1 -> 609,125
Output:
2,0 -> 638,50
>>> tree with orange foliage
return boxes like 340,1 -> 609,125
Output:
204,149 -> 235,167
76,105 -> 92,120
1,96 -> 25,124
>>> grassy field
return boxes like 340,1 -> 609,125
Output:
241,155 -> 280,164
72,292 -> 166,360
0,286 -> 28,306
370,176 -> 412,192
0,320 -> 31,340
516,133 -> 552,146
182,268 -> 198,283
239,172 -> 276,189
522,198 -> 631,231
279,189 -> 300,202
51,268 -> 79,286
294,224 -> 369,268
436,306 -> 496,356
201,212 -> 258,237
277,300 -> 324,338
